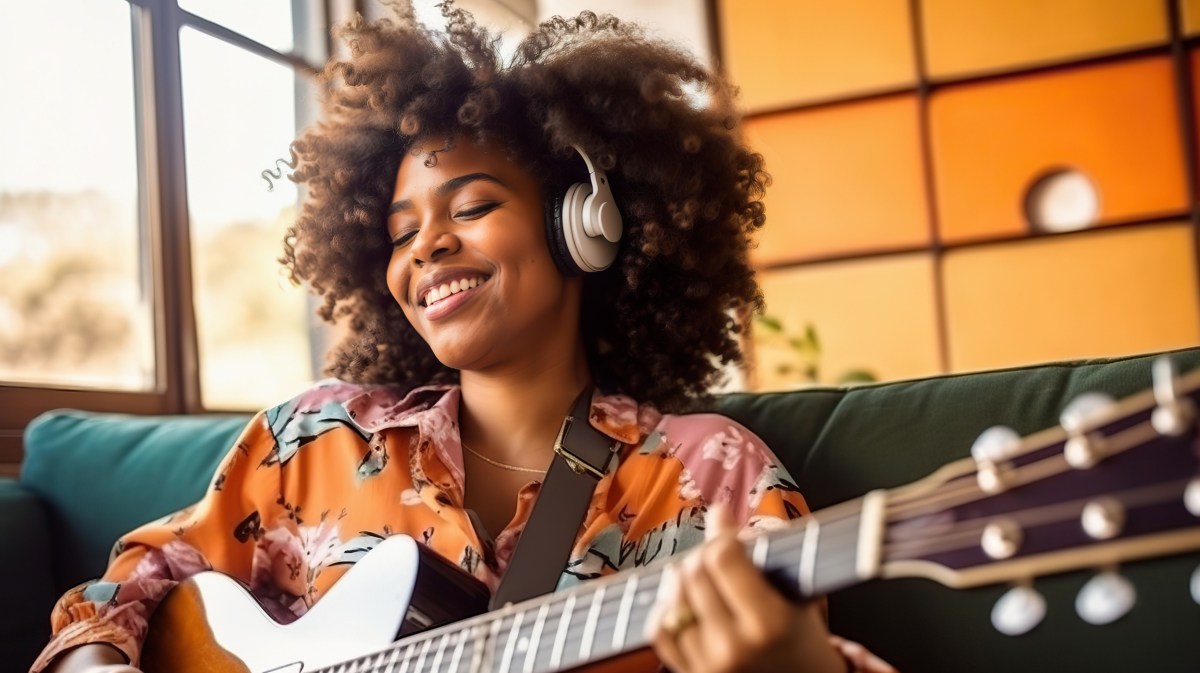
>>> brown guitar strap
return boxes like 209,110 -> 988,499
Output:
489,386 -> 621,610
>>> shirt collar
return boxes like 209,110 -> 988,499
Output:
344,383 -> 650,446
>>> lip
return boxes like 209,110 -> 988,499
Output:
413,267 -> 492,307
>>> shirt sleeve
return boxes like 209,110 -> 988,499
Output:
29,412 -> 282,672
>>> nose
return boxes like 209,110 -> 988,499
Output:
410,224 -> 460,267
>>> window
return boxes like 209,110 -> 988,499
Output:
0,0 -> 338,474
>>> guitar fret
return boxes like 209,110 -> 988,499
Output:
612,575 -> 638,651
549,593 -> 576,668
468,623 -> 488,673
524,603 -> 551,673
448,625 -> 469,673
499,610 -> 525,673
430,633 -> 452,673
752,533 -> 769,568
799,518 -> 820,597
413,637 -> 433,673
399,642 -> 419,673
385,645 -> 402,673
579,585 -> 605,660
483,614 -> 505,673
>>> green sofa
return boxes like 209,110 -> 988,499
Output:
6,349 -> 1200,672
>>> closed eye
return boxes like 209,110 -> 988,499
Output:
391,230 -> 418,248
454,202 -> 499,220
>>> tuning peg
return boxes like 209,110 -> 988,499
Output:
1152,357 -> 1195,436
1059,392 -> 1116,434
1191,564 -> 1200,606
972,426 -> 1021,493
1186,478 -> 1200,517
991,584 -> 1046,636
1075,570 -> 1136,625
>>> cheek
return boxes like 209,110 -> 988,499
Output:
385,251 -> 412,312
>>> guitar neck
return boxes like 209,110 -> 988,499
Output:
317,502 -> 871,673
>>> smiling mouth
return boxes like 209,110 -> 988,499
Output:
421,276 -> 489,308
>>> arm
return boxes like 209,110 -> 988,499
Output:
30,412 -> 282,673
44,643 -> 136,673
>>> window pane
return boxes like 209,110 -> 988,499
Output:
179,0 -> 296,55
180,28 -> 319,410
0,0 -> 154,391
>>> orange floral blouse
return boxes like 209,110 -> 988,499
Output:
31,381 -> 893,672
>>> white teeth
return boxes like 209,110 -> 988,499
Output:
424,276 -> 486,307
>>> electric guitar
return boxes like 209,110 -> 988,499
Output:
140,358 -> 1200,673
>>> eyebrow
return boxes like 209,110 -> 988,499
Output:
387,172 -> 506,214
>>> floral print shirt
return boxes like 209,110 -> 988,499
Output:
31,381 -> 891,672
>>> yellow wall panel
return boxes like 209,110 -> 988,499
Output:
922,0 -> 1167,79
754,254 -> 942,389
747,96 -> 929,264
1179,0 -> 1200,36
718,0 -> 915,110
931,57 -> 1187,243
944,225 -> 1200,372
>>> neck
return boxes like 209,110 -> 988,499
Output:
458,342 -> 591,470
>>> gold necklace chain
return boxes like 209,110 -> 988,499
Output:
460,440 -> 546,474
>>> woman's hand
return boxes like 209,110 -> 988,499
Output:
646,505 -> 867,673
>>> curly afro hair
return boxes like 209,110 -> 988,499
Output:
282,1 -> 769,413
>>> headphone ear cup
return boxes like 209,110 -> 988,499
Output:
544,193 -> 580,275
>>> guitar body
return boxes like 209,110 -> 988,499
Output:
141,535 -> 490,673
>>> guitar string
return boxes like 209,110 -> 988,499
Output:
321,521 -> 867,673
880,479 -> 1193,561
884,416 -> 1162,524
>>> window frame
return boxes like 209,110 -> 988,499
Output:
0,0 -> 355,475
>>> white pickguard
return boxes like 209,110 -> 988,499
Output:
194,535 -> 420,672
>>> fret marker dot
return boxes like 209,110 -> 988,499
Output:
517,636 -> 529,652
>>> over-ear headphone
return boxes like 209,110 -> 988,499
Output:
545,145 -> 623,274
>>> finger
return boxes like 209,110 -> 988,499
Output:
700,532 -> 792,633
704,502 -> 737,541
646,563 -> 692,673
830,635 -> 898,673
682,544 -> 737,628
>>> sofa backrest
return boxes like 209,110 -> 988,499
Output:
715,347 -> 1200,672
21,411 -> 250,590
20,347 -> 1200,672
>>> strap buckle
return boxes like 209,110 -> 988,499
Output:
552,415 -> 619,480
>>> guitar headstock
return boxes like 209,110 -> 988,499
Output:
873,357 -> 1200,634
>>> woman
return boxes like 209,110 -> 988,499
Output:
36,4 -> 892,672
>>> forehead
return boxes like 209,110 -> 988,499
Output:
393,135 -> 530,194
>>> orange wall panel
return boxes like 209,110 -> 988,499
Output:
746,95 -> 930,265
931,57 -> 1187,244
943,224 -> 1200,372
922,0 -> 1167,79
755,254 -> 942,389
718,0 -> 916,110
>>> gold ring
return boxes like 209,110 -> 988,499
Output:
660,606 -> 699,636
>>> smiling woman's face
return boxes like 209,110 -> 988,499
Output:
385,136 -> 583,373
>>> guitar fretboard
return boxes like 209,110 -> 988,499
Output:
315,501 -> 868,673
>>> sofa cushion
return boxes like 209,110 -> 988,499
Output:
20,411 -> 251,590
